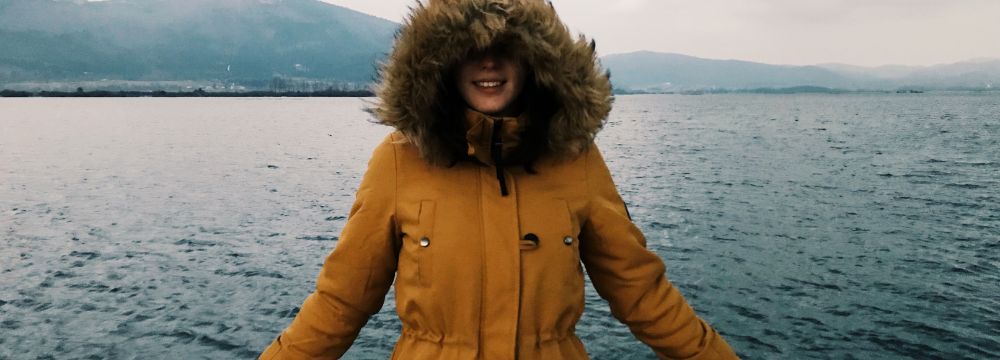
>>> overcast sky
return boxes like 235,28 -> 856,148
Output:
323,0 -> 1000,67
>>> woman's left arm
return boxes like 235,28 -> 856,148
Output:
578,145 -> 739,360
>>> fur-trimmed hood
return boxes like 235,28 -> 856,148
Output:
371,0 -> 613,166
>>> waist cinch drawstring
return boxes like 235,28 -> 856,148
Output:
490,118 -> 510,197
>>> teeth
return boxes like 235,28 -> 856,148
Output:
475,81 -> 502,88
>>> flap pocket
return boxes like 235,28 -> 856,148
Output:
413,200 -> 435,287
520,199 -> 580,257
519,199 -> 585,294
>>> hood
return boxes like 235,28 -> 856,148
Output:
371,0 -> 614,166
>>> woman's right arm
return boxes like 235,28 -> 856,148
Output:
260,135 -> 400,360
578,145 -> 739,360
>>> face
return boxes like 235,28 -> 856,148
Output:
455,50 -> 527,116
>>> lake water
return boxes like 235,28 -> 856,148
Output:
1,94 -> 997,359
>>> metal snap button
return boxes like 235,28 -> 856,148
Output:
419,237 -> 430,247
563,236 -> 574,245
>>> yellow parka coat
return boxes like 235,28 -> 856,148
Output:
261,0 -> 738,359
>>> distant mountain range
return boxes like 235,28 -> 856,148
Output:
0,0 -> 397,89
0,0 -> 997,92
602,51 -> 1000,92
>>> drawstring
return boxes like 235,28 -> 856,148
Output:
490,118 -> 509,196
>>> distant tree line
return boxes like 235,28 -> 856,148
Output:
265,77 -> 368,93
611,86 -> 853,95
610,85 -> 1000,95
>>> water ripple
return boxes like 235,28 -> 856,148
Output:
1,95 -> 997,359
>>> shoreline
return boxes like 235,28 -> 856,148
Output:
3,88 -> 996,98
0,89 -> 375,98
613,87 -> 999,95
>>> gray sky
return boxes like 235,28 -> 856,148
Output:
323,0 -> 1000,67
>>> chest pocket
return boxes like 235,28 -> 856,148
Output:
400,200 -> 435,287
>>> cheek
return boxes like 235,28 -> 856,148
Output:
456,68 -> 470,89
509,78 -> 526,100
512,78 -> 525,95
455,71 -> 475,100
510,67 -> 526,94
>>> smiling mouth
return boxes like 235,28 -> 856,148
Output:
474,80 -> 506,88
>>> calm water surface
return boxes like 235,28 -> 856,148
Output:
1,94 -> 998,359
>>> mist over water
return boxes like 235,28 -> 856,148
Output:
1,95 -> 997,359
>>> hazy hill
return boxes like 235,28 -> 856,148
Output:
888,59 -> 1000,89
603,51 -> 1000,92
601,51 -> 857,91
0,0 -> 398,86
2,1 -> 997,93
817,63 -> 924,80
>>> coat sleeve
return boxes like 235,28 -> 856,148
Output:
260,135 -> 400,360
578,145 -> 739,360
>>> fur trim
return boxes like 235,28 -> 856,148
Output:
371,0 -> 613,165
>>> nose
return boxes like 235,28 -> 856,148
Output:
479,54 -> 498,70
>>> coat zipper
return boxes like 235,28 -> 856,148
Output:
490,117 -> 510,196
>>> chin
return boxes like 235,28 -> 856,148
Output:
471,100 -> 513,115
476,106 -> 505,115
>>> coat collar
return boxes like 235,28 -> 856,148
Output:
463,108 -> 529,166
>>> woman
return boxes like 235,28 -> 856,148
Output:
260,0 -> 738,359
